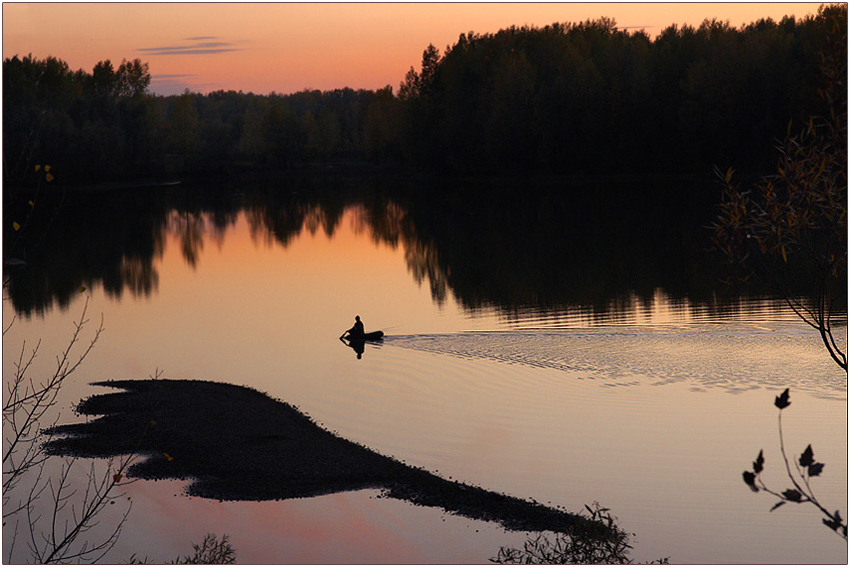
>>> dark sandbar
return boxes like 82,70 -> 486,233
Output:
47,379 -> 605,538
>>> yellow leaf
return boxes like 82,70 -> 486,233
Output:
12,221 -> 21,231
113,473 -> 122,483
35,165 -> 41,172
781,244 -> 787,263
46,173 -> 54,182
164,453 -> 174,461
44,165 -> 51,172
28,200 -> 34,207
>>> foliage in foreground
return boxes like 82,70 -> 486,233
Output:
742,388 -> 847,539
129,533 -> 236,565
2,285 -> 236,563
491,502 -> 668,564
712,2 -> 846,371
2,296 -> 137,564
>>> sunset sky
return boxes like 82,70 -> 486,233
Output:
3,3 -> 824,96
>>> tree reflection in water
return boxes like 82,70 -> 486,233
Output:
5,172 -> 811,320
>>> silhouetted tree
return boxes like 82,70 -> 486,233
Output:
115,58 -> 151,99
362,85 -> 402,162
713,3 -> 847,370
3,55 -> 157,184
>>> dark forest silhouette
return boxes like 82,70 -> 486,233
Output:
3,7 -> 846,184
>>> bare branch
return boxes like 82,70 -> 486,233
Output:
3,298 -> 137,563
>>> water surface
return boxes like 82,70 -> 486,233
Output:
3,178 -> 846,564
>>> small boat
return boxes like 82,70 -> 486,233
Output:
346,330 -> 384,341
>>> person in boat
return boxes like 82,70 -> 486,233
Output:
340,315 -> 365,339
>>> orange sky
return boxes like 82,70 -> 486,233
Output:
3,3 -> 824,96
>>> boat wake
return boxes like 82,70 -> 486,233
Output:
384,324 -> 846,398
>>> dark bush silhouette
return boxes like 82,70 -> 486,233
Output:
713,3 -> 847,370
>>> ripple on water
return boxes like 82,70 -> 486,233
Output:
382,322 -> 846,399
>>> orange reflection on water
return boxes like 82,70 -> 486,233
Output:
141,205 -> 480,384
3,198 -> 845,564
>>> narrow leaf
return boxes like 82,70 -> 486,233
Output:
770,501 -> 787,512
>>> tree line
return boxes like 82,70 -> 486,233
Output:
2,55 -> 402,184
399,5 -> 846,173
3,5 -> 845,185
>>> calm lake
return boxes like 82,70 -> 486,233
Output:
3,173 -> 846,564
